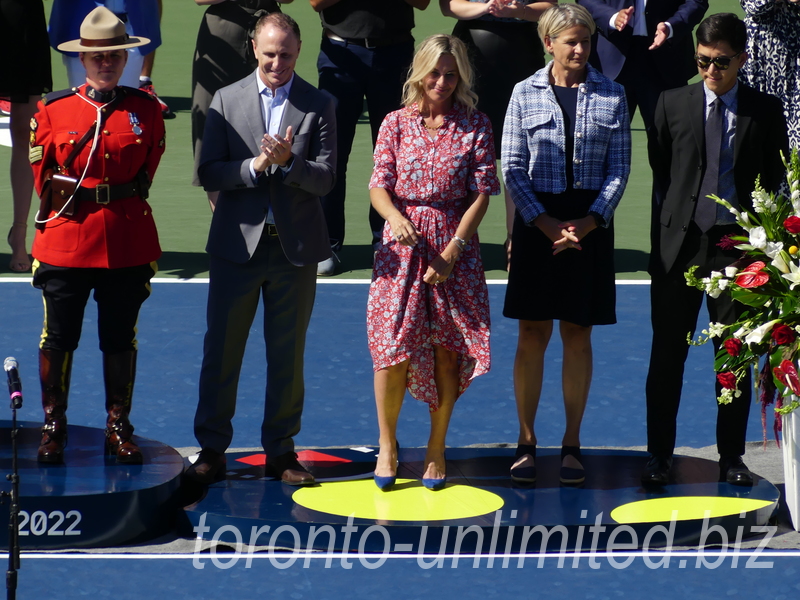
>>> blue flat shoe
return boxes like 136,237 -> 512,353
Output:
423,450 -> 446,490
374,474 -> 396,491
422,476 -> 446,491
374,440 -> 400,491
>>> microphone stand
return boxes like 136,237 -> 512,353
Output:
2,389 -> 21,599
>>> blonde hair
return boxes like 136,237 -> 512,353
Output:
538,4 -> 596,48
401,34 -> 477,114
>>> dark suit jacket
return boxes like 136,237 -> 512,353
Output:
648,81 -> 788,274
578,0 -> 708,85
198,72 -> 336,266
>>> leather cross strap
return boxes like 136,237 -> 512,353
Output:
60,91 -> 124,173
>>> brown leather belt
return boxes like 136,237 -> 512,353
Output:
324,29 -> 413,49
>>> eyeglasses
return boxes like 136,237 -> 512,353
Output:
694,52 -> 743,71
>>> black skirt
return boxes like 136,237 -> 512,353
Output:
503,190 -> 616,327
0,0 -> 52,99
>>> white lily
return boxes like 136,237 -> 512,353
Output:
782,260 -> 800,290
765,241 -> 784,259
771,249 -> 790,274
744,319 -> 780,345
749,226 -> 767,250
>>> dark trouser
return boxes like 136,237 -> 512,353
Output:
195,230 -> 317,457
32,261 -> 156,352
317,35 -> 414,250
616,37 -> 683,133
646,224 -> 751,458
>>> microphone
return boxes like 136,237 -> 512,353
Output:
4,357 -> 23,409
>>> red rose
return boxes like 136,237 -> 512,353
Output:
723,338 -> 743,356
717,371 -> 737,390
785,216 -> 800,234
734,261 -> 769,288
771,324 -> 797,346
773,360 -> 800,394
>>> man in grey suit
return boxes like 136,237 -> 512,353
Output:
186,12 -> 336,485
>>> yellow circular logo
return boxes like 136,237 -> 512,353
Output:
293,479 -> 504,522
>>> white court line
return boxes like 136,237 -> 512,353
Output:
5,550 -> 800,560
1,278 -> 652,285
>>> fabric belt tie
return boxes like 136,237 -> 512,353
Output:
694,97 -> 723,233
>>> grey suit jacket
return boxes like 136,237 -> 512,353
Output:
198,72 -> 336,266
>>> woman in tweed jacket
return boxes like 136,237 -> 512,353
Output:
502,3 -> 630,485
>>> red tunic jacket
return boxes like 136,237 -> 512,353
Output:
30,85 -> 165,269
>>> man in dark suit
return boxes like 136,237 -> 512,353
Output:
577,0 -> 708,130
643,13 -> 788,487
186,12 -> 337,485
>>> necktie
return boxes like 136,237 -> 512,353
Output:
695,98 -> 724,232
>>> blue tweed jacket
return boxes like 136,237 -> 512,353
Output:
501,62 -> 631,227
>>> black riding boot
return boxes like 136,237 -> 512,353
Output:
103,350 -> 142,464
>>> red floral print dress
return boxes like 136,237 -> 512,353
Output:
367,103 -> 500,410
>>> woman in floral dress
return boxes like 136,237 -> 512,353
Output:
367,34 -> 500,491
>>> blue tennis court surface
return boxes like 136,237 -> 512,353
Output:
0,280 -> 791,599
0,280 -> 763,450
11,553 -> 800,599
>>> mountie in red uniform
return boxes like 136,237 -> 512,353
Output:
29,83 -> 165,268
28,82 -> 166,466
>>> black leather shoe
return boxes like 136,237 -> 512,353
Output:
185,448 -> 226,484
265,452 -> 315,486
719,456 -> 754,486
641,455 -> 672,486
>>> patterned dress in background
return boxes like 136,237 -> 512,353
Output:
739,0 -> 800,148
367,103 -> 500,410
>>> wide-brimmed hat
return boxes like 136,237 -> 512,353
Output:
57,6 -> 150,53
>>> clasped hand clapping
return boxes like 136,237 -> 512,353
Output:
254,125 -> 294,172
485,0 -> 526,19
614,7 -> 670,51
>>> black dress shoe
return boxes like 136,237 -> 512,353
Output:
641,455 -> 672,486
265,451 -> 315,486
185,448 -> 226,484
719,456 -> 754,486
